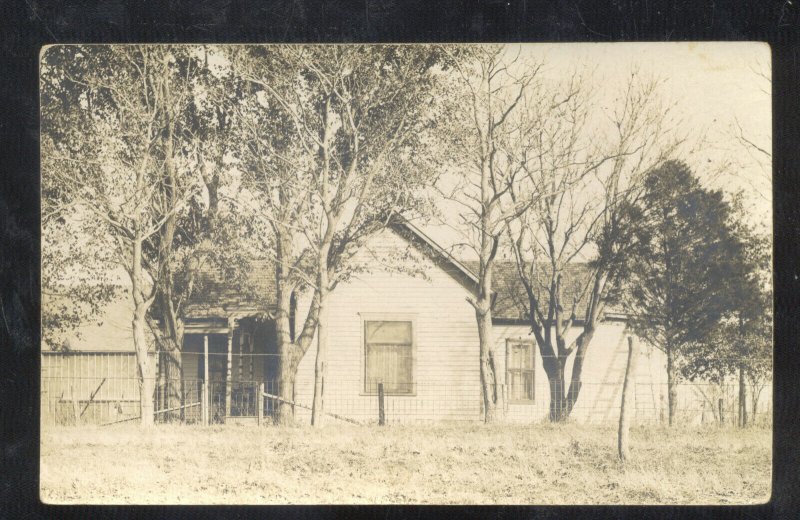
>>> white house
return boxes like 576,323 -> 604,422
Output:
43,222 -> 763,426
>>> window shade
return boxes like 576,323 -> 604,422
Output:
364,320 -> 413,394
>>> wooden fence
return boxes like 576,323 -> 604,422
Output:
41,351 -> 154,426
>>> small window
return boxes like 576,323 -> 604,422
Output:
507,340 -> 535,403
364,320 -> 413,394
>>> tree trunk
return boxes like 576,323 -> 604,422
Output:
273,288 -> 320,426
156,328 -> 184,422
476,305 -> 498,423
157,347 -> 167,419
153,340 -> 181,423
544,357 -> 568,422
277,353 -> 296,425
274,233 -> 296,425
271,223 -> 321,425
618,336 -> 639,461
158,75 -> 182,423
158,291 -> 185,422
751,381 -> 760,421
666,347 -> 677,427
133,307 -> 154,428
563,328 -> 595,417
131,234 -> 155,428
311,275 -> 329,427
311,102 -> 336,428
174,348 -> 184,422
738,364 -> 747,428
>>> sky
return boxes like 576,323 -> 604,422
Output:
421,42 -> 772,256
44,43 -> 773,276
195,42 -> 773,247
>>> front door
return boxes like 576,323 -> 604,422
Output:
208,355 -> 226,422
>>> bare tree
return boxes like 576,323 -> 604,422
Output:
233,45 -> 443,425
729,58 -> 771,207
438,45 -> 544,422
503,72 -> 681,421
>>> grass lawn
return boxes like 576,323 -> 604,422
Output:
40,422 -> 771,505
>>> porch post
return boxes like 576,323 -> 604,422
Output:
225,317 -> 234,422
203,334 -> 209,426
238,333 -> 244,382
258,382 -> 264,426
248,335 -> 254,382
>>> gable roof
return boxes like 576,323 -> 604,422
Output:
462,261 -> 595,322
182,221 -> 485,321
391,221 -> 481,292
181,223 -> 617,324
395,224 -> 605,323
183,258 -> 276,320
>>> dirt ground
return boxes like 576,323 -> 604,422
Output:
40,422 -> 771,505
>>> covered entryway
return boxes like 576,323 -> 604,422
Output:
181,316 -> 278,424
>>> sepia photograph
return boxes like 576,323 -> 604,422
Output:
39,42 -> 772,505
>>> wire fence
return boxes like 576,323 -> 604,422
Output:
40,376 -> 773,428
41,350 -> 772,429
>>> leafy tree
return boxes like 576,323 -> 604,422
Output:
41,212 -> 118,351
40,47 -> 120,352
679,205 -> 772,426
147,46 -> 254,421
232,45 -> 444,425
41,45 -> 203,426
624,160 -> 746,426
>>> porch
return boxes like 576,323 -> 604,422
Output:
159,315 -> 281,425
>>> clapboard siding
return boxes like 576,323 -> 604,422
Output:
490,322 -> 748,424
292,229 -> 482,423
493,321 -> 636,422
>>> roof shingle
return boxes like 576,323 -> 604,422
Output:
462,261 -> 595,322
181,224 -> 600,324
182,258 -> 276,319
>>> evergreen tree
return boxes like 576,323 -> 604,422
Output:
625,160 -> 746,426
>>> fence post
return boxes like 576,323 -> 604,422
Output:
201,381 -> 208,426
203,334 -> 209,426
225,320 -> 234,423
258,383 -> 264,426
618,336 -> 638,462
718,398 -> 725,426
378,382 -> 385,426
71,385 -> 80,426
739,365 -> 747,428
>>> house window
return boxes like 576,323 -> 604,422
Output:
507,340 -> 535,403
364,320 -> 413,394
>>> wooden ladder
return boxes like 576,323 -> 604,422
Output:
588,328 -> 630,423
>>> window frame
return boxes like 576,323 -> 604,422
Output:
506,338 -> 536,404
359,313 -> 418,397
